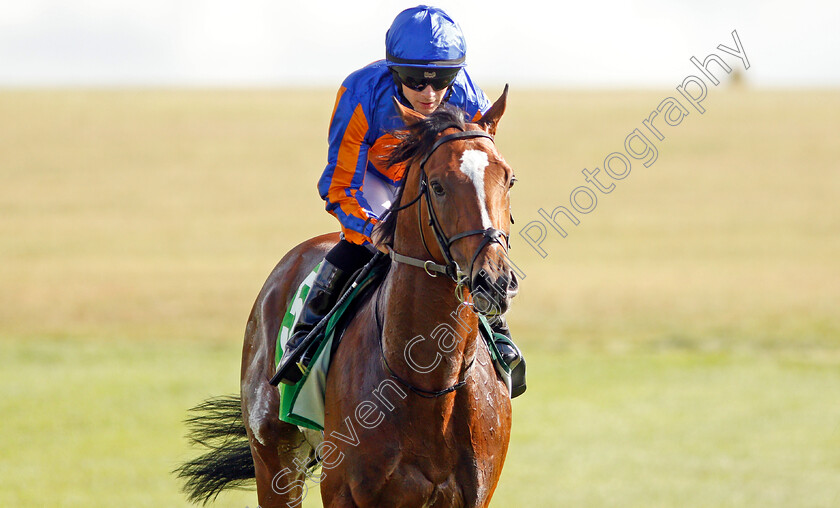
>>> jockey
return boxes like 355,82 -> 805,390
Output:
276,5 -> 526,397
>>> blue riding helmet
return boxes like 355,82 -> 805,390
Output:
385,5 -> 467,69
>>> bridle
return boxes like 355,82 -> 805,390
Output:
386,125 -> 511,294
377,124 -> 511,398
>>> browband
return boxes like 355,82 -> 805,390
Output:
417,130 -> 494,171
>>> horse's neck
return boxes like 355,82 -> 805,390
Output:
380,262 -> 480,391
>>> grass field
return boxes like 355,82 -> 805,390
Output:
1,88 -> 839,507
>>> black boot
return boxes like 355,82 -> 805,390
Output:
276,259 -> 353,385
490,317 -> 527,398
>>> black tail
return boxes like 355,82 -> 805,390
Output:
174,395 -> 255,505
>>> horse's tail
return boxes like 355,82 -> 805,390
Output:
174,394 -> 255,505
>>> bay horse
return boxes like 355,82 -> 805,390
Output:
176,87 -> 517,507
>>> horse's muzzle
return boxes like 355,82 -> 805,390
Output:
470,267 -> 518,317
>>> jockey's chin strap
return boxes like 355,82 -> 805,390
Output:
386,125 -> 511,292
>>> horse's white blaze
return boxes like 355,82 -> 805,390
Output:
459,149 -> 492,229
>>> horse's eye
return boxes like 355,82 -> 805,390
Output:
430,181 -> 445,196
509,176 -> 517,189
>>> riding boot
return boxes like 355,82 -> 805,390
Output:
276,259 -> 353,385
490,317 -> 527,398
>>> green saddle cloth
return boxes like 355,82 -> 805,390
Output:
276,260 -> 512,431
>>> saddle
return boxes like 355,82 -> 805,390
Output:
275,255 -> 389,430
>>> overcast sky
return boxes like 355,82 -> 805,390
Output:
1,0 -> 838,88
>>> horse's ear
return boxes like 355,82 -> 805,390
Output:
392,96 -> 425,126
477,84 -> 509,136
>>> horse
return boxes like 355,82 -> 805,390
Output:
176,86 -> 518,508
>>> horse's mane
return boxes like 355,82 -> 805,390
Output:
374,104 -> 467,248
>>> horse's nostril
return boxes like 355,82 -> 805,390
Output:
507,272 -> 519,294
491,275 -> 512,301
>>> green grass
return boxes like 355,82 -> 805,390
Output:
1,339 -> 838,507
501,351 -> 840,507
0,338 -> 254,507
1,88 -> 839,506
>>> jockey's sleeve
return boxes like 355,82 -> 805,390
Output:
318,87 -> 377,245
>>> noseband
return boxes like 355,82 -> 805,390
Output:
388,125 -> 511,291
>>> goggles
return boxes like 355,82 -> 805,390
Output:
391,66 -> 460,92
